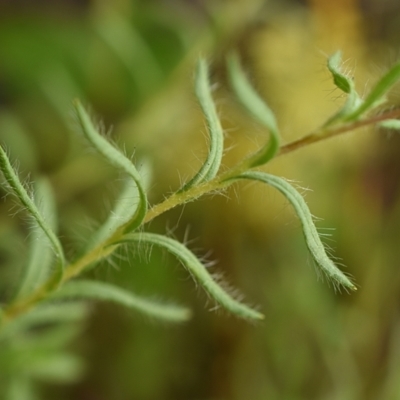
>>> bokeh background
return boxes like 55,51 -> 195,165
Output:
1,0 -> 400,399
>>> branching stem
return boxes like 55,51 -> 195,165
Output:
1,107 -> 399,325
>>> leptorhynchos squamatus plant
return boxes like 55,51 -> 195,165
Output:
1,51 -> 400,394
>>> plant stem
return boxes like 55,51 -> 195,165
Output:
279,108 -> 400,155
1,108 -> 399,326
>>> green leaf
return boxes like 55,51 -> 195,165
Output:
379,119 -> 400,130
51,280 -> 191,322
230,171 -> 356,291
348,62 -> 400,120
0,325 -> 83,379
73,100 -> 147,233
87,161 -> 151,250
325,51 -> 362,126
227,52 -> 280,167
15,178 -> 59,299
0,146 -> 65,288
0,303 -> 88,342
86,179 -> 139,250
115,233 -> 264,320
327,51 -> 354,94
22,352 -> 84,383
179,59 -> 224,191
7,324 -> 82,353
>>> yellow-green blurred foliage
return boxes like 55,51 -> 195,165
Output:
1,0 -> 400,399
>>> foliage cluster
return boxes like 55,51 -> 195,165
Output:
1,42 -> 400,398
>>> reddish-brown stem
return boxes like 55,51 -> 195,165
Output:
279,108 -> 400,156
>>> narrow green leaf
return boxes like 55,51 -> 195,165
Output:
348,62 -> 400,120
87,178 -> 144,250
231,171 -> 356,291
327,51 -> 354,94
325,51 -> 362,126
0,326 -> 83,378
115,233 -> 264,320
179,59 -> 224,191
0,303 -> 88,342
87,161 -> 152,250
51,279 -> 191,322
9,324 -> 82,353
86,179 -> 139,250
0,146 -> 65,287
15,178 -> 58,299
379,119 -> 400,130
227,52 -> 280,167
73,100 -> 147,232
24,352 -> 84,383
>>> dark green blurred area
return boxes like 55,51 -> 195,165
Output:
1,0 -> 400,399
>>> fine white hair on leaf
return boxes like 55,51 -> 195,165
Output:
114,232 -> 264,320
229,171 -> 357,291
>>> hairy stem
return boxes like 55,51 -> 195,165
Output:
1,108 -> 399,325
279,108 -> 400,155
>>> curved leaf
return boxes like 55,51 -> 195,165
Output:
73,100 -> 147,232
87,161 -> 152,250
179,59 -> 224,191
325,51 -> 362,126
51,280 -> 191,322
0,303 -> 88,342
231,171 -> 356,291
115,233 -> 264,320
15,178 -> 58,299
227,52 -> 280,167
348,62 -> 400,120
0,146 -> 65,288
327,51 -> 355,94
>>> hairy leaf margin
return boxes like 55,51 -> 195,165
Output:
50,279 -> 191,322
73,100 -> 147,233
226,171 -> 356,291
0,146 -> 65,289
179,59 -> 224,191
114,232 -> 264,320
227,52 -> 280,167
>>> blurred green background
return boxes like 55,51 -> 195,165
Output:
1,0 -> 400,399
